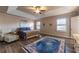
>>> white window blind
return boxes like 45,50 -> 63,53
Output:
57,18 -> 67,32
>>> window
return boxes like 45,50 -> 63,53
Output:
20,21 -> 29,27
20,21 -> 34,30
57,18 -> 66,32
36,21 -> 40,30
29,22 -> 34,30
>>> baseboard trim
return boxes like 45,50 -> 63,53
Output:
40,32 -> 72,39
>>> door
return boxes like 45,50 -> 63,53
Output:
71,16 -> 79,37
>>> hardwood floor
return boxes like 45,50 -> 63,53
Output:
65,39 -> 76,53
0,36 -> 76,53
0,41 -> 24,53
0,37 -> 39,53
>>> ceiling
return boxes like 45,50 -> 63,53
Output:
0,6 -> 78,20
17,6 -> 61,15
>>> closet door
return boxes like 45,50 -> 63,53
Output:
71,17 -> 77,37
71,16 -> 79,37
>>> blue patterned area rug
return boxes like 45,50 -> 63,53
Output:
35,38 -> 60,53
23,37 -> 65,53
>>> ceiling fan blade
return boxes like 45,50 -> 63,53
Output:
40,6 -> 47,10
27,7 -> 35,10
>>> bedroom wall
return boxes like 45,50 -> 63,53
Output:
0,12 -> 33,34
39,14 -> 71,38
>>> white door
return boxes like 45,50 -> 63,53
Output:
71,16 -> 79,37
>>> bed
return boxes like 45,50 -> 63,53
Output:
17,27 -> 39,39
22,36 -> 65,53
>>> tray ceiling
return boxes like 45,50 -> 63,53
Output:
0,6 -> 77,20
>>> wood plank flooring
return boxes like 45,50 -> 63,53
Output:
0,36 -> 76,53
65,39 -> 76,53
0,37 -> 39,53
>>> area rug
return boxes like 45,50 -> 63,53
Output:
22,36 -> 65,53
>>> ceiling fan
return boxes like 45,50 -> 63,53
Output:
27,6 -> 47,14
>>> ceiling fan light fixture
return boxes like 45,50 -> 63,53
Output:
35,9 -> 40,13
33,6 -> 47,14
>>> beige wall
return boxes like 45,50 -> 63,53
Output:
39,14 -> 71,38
0,13 -> 33,34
